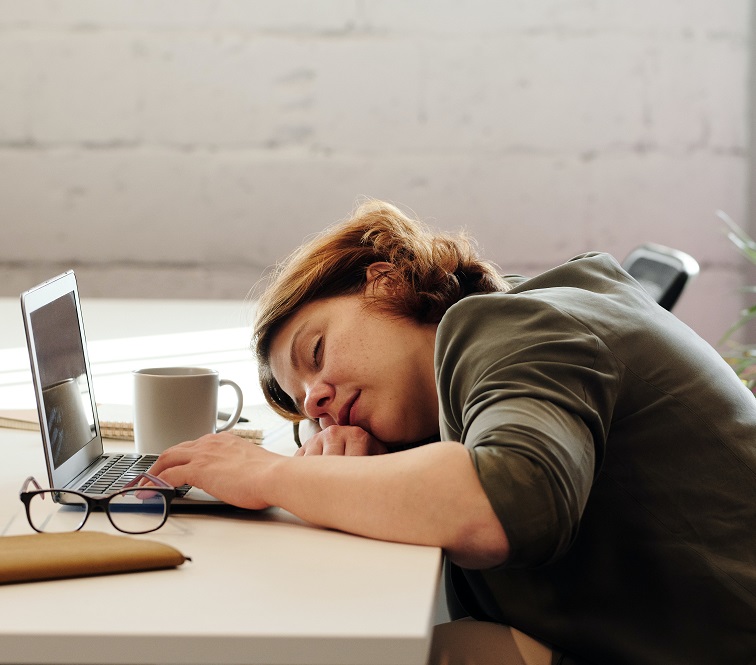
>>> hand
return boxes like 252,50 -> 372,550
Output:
148,432 -> 281,510
295,424 -> 388,457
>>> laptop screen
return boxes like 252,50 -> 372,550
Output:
29,290 -> 96,469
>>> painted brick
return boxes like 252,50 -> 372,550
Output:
0,0 -> 750,350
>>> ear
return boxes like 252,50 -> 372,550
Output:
365,262 -> 396,295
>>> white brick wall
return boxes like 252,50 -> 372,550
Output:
0,1 -> 751,344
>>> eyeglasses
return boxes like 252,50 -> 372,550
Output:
19,474 -> 177,535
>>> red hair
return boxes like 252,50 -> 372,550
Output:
252,199 -> 508,420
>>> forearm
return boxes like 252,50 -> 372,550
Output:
261,440 -> 509,569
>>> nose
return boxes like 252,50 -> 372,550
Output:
302,380 -> 336,424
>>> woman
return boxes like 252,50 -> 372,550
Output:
150,200 -> 756,665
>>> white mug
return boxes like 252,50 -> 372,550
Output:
133,367 -> 243,455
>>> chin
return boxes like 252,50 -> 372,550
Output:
377,426 -> 434,449
367,415 -> 433,448
363,423 -> 400,447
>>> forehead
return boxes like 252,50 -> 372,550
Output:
268,303 -> 313,367
265,305 -> 313,413
268,295 -> 354,368
272,296 -> 332,341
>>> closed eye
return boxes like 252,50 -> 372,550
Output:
312,336 -> 323,368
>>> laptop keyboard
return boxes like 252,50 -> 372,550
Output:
77,454 -> 156,494
77,454 -> 189,496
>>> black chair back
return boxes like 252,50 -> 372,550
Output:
622,243 -> 699,311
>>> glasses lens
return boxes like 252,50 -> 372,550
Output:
107,488 -> 168,533
27,491 -> 88,533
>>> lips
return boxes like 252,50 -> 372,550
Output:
338,391 -> 361,427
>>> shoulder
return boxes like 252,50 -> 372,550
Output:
438,252 -> 627,338
438,252 -> 649,350
434,253 -> 639,401
435,290 -> 603,380
506,251 -> 632,295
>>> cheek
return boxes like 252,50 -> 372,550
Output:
395,371 -> 439,435
379,393 -> 437,443
267,358 -> 297,407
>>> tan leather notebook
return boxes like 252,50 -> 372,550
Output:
0,531 -> 190,584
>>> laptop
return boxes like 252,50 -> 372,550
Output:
20,270 -> 227,507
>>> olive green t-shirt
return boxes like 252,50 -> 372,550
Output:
435,252 -> 756,665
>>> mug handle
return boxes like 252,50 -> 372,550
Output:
216,379 -> 244,432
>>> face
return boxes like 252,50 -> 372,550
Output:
268,292 -> 440,446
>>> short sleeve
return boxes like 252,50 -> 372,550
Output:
435,293 -> 618,567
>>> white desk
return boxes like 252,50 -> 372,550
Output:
0,298 -> 442,665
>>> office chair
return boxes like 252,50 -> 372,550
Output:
621,243 -> 699,311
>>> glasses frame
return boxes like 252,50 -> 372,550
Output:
19,473 -> 177,535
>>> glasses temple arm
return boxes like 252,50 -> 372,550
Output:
123,472 -> 174,490
20,476 -> 43,493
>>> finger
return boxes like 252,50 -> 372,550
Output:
301,439 -> 324,456
345,440 -> 369,456
343,428 -> 376,456
154,464 -> 195,489
148,445 -> 198,476
323,439 -> 347,455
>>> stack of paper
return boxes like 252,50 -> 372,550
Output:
0,406 -> 264,444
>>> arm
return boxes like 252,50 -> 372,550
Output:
149,433 -> 509,569
437,295 -> 606,567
